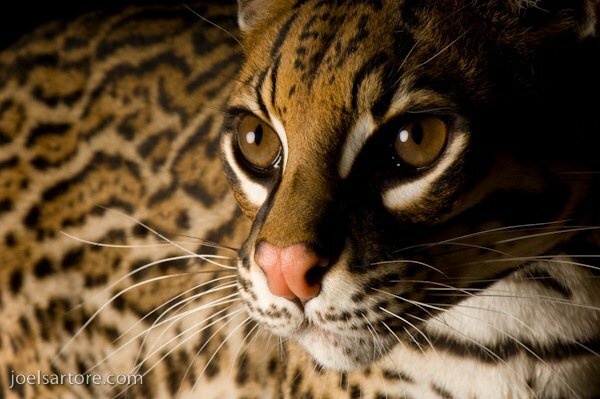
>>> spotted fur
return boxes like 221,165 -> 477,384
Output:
0,1 -> 599,398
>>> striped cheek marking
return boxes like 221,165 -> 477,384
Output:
222,134 -> 268,207
382,133 -> 467,210
338,114 -> 376,179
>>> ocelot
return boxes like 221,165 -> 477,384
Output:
0,1 -> 599,398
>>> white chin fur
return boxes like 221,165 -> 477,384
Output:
296,328 -> 388,371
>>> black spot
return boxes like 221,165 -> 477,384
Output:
431,383 -> 454,399
176,210 -> 190,230
4,232 -> 17,247
132,222 -> 150,237
0,155 -> 19,170
0,198 -> 13,214
339,371 -> 348,390
236,355 -> 249,385
61,248 -> 84,270
112,295 -> 126,311
382,369 -> 414,383
117,113 -> 137,140
34,257 -> 54,278
129,258 -> 152,282
268,357 -> 278,373
84,274 -> 108,287
350,384 -> 362,399
23,205 -> 40,227
9,270 -> 23,294
26,122 -> 71,147
204,358 -> 220,378
18,316 -> 30,334
290,369 -> 303,397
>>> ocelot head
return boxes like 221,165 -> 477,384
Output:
220,0 -> 599,370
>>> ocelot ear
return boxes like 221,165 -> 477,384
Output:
509,0 -> 598,39
237,0 -> 283,33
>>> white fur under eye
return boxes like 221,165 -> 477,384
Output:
222,134 -> 268,207
382,133 -> 467,210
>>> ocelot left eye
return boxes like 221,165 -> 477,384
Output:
236,115 -> 282,170
394,116 -> 448,168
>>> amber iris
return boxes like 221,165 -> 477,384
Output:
394,116 -> 448,168
237,115 -> 282,170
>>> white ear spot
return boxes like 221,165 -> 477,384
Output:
237,0 -> 272,32
222,134 -> 268,207
382,133 -> 467,210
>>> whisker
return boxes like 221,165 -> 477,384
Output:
494,226 -> 600,245
94,205 -> 237,269
379,307 -> 437,355
111,308 -> 244,399
416,29 -> 471,68
429,292 -> 600,312
57,272 -> 210,359
371,259 -> 447,277
133,307 -> 245,376
115,275 -> 237,343
170,233 -> 239,253
229,321 -> 260,374
392,219 -> 572,253
182,3 -> 246,51
456,256 -> 600,273
69,254 -> 234,316
88,299 -> 238,375
133,285 -> 239,366
189,316 -> 252,394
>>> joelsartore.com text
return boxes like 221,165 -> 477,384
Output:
9,370 -> 143,389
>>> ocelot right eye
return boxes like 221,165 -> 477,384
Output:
236,115 -> 282,170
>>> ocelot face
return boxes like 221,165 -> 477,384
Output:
220,0 -> 596,370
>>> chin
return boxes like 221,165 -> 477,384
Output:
296,326 -> 392,371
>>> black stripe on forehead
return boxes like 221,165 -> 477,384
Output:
270,54 -> 282,110
350,29 -> 416,117
270,12 -> 300,57
255,68 -> 269,117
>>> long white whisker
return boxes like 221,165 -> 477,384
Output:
87,299 -> 238,375
379,307 -> 437,355
494,226 -> 600,245
371,259 -> 447,277
392,220 -> 572,253
134,285 -> 239,366
182,3 -> 246,51
57,272 -> 208,360
133,307 -> 245,376
95,206 -> 237,269
115,275 -> 237,342
189,316 -> 252,394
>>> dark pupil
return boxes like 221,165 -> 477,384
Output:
253,124 -> 263,146
412,123 -> 424,145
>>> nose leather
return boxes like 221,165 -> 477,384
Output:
255,242 -> 327,301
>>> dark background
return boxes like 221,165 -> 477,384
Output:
0,1 -> 178,49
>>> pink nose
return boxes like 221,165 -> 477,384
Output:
254,242 -> 329,301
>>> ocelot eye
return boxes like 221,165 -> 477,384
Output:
394,116 -> 448,168
236,115 -> 282,170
